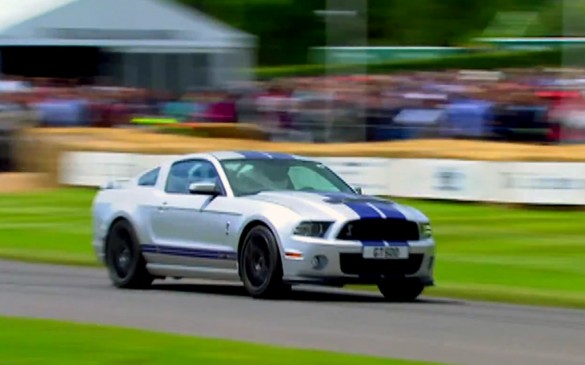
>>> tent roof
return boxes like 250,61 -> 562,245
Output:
0,0 -> 254,49
0,0 -> 75,33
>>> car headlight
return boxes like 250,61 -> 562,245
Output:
419,222 -> 432,239
293,221 -> 333,238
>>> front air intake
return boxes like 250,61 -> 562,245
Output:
337,219 -> 420,242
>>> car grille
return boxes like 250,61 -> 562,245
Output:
339,253 -> 424,276
336,219 -> 420,242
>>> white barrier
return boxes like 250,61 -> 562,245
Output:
59,151 -> 585,205
485,162 -> 585,205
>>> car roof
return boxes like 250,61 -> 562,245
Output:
183,150 -> 309,162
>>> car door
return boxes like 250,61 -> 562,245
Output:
133,166 -> 164,249
150,158 -> 236,271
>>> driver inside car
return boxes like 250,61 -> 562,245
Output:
255,161 -> 293,190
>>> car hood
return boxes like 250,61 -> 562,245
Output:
241,191 -> 428,223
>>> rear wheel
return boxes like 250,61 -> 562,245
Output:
240,225 -> 291,299
377,279 -> 424,302
105,219 -> 153,289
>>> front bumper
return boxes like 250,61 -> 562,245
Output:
280,236 -> 435,286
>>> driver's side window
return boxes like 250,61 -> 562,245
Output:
288,166 -> 338,191
165,159 -> 220,195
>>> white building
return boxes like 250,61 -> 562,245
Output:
0,0 -> 256,92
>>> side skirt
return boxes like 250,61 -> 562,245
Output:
146,263 -> 240,282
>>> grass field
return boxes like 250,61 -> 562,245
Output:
1,188 -> 585,309
0,316 -> 437,365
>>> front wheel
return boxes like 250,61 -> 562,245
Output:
377,279 -> 424,302
240,225 -> 290,299
105,219 -> 153,289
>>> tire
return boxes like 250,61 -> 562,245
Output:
377,279 -> 424,302
105,219 -> 153,289
239,225 -> 291,299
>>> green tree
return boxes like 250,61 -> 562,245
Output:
181,0 -> 325,65
178,0 -> 561,65
526,0 -> 585,37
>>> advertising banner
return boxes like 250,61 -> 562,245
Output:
387,159 -> 486,201
487,162 -> 585,205
58,151 -> 585,205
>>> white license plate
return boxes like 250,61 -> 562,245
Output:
362,246 -> 409,260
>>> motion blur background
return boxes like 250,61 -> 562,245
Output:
3,0 -> 585,153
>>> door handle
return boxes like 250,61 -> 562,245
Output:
159,202 -> 168,211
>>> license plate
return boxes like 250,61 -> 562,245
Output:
362,246 -> 409,260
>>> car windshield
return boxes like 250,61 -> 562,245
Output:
220,159 -> 355,196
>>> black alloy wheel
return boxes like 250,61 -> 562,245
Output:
105,219 -> 153,289
244,236 -> 271,287
240,225 -> 290,298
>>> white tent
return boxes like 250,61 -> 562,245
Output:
0,0 -> 256,91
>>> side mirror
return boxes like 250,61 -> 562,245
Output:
188,181 -> 220,195
354,186 -> 363,195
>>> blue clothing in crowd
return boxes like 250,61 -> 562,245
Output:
34,99 -> 89,126
444,99 -> 493,138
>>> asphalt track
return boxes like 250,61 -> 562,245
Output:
1,260 -> 584,365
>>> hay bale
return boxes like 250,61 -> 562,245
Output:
18,127 -> 585,185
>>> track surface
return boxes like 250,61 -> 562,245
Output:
1,260 -> 584,365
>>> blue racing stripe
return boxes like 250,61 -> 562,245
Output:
141,244 -> 236,260
344,201 -> 383,219
320,192 -> 382,219
236,151 -> 269,159
236,150 -> 295,160
141,244 -> 157,253
160,247 -> 237,260
368,200 -> 406,220
266,152 -> 295,159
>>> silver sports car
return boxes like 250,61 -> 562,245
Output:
92,151 -> 435,301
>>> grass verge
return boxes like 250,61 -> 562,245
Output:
0,316 -> 438,365
1,188 -> 585,309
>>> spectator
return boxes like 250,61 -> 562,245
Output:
1,67 -> 583,144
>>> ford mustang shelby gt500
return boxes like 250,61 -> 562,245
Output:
92,151 -> 435,301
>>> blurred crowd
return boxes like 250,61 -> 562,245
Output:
3,68 -> 585,143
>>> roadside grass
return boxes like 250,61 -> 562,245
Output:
0,188 -> 97,267
1,188 -> 585,309
0,316 -> 438,365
